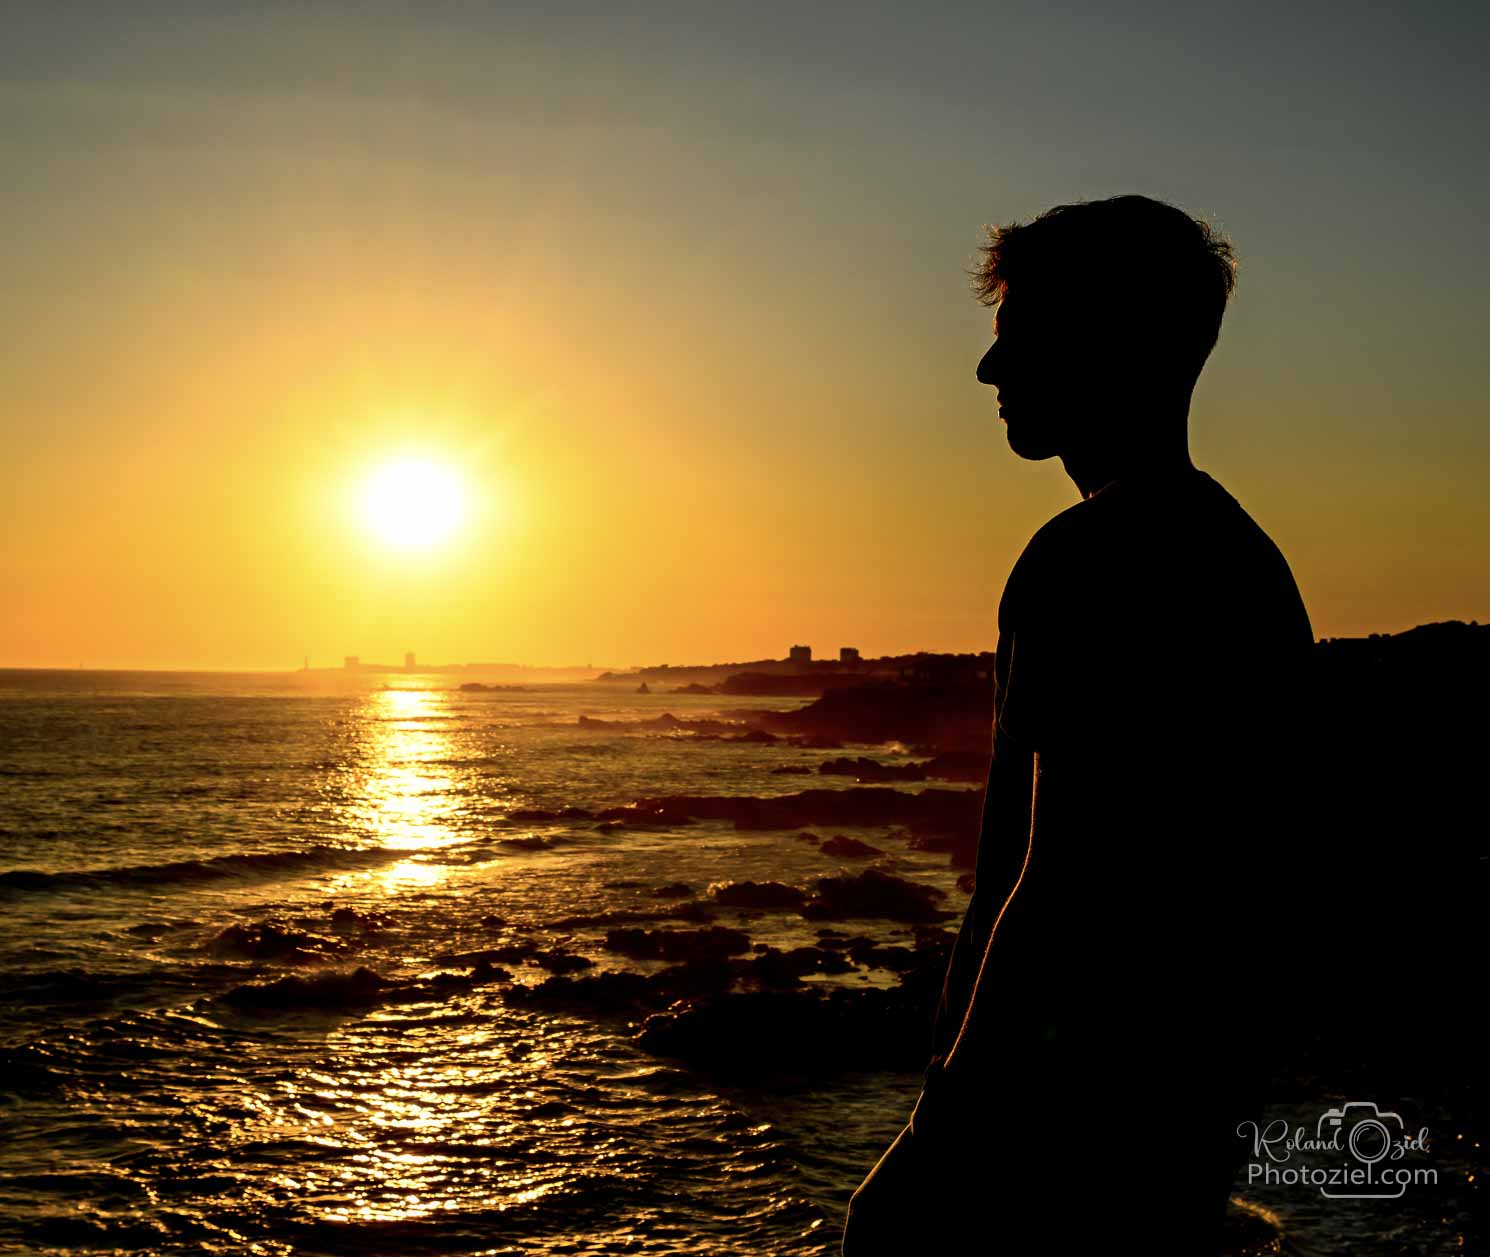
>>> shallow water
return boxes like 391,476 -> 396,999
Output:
0,671 -> 1478,1255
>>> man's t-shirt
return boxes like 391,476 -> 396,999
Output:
922,465 -> 1315,1108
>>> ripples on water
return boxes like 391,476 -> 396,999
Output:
0,672 -> 1478,1255
0,674 -> 929,1255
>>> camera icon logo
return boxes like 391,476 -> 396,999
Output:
1317,1101 -> 1406,1199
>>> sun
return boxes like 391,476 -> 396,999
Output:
361,459 -> 465,549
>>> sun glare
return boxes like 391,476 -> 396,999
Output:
361,459 -> 465,549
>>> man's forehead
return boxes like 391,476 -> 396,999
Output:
995,290 -> 1092,334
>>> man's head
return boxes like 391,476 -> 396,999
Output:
971,195 -> 1237,462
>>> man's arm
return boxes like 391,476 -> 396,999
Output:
915,720 -> 1036,1120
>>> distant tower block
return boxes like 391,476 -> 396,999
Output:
404,651 -> 416,672
788,644 -> 812,668
839,646 -> 861,665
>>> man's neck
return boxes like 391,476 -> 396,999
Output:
1060,390 -> 1197,499
1060,443 -> 1197,501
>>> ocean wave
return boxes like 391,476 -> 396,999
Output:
0,844 -> 403,894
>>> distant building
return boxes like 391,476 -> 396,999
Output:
839,646 -> 861,665
404,651 -> 416,672
344,656 -> 360,670
788,644 -> 812,667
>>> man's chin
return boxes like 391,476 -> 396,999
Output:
1004,422 -> 1061,461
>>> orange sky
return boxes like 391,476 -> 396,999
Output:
4,5 -> 1488,669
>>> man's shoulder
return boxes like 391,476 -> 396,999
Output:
1004,496 -> 1105,591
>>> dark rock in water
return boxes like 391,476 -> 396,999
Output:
595,820 -> 625,833
812,929 -> 866,950
919,750 -> 990,783
771,765 -> 814,775
558,806 -> 595,819
502,970 -> 653,1012
725,727 -> 778,743
819,834 -> 884,859
531,949 -> 594,974
819,756 -> 928,782
469,959 -> 512,983
649,957 -> 737,998
604,925 -> 751,963
603,879 -> 646,889
674,682 -> 716,694
507,808 -> 558,821
845,940 -> 920,973
328,906 -> 384,935
615,785 -> 981,838
479,913 -> 507,928
578,712 -> 750,737
500,835 -> 558,851
221,966 -> 389,1011
546,901 -> 718,929
650,882 -> 693,898
436,941 -> 539,966
795,831 -> 819,842
801,868 -> 952,924
745,679 -> 995,755
743,945 -> 858,986
708,880 -> 808,910
209,921 -> 337,963
637,682 -> 650,694
906,827 -> 979,869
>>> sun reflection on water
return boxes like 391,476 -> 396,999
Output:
356,688 -> 466,855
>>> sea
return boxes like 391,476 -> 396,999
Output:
0,670 -> 1477,1256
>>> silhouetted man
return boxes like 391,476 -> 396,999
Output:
842,195 -> 1316,1254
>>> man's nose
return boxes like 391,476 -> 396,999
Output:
976,342 -> 999,386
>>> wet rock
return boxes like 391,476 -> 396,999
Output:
531,950 -> 594,974
846,940 -> 920,973
650,882 -> 693,898
558,806 -> 595,819
920,750 -> 990,783
616,785 -> 981,837
209,922 -> 336,964
819,756 -> 928,782
507,808 -> 558,821
480,913 -> 508,928
604,925 -> 751,963
801,869 -> 952,924
502,970 -> 653,1012
708,880 -> 808,910
727,728 -> 778,743
743,945 -> 858,986
906,828 -> 979,869
649,957 -> 737,998
547,901 -> 718,930
500,835 -> 558,851
221,966 -> 389,1011
328,906 -> 384,935
435,941 -> 539,966
745,678 -> 995,755
818,834 -> 884,859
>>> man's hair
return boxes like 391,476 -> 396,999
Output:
970,194 -> 1238,381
